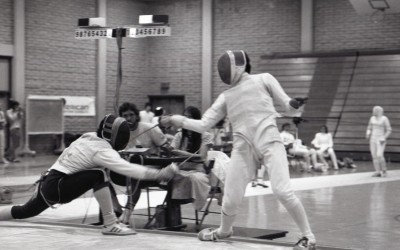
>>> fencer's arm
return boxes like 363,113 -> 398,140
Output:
171,94 -> 227,133
93,149 -> 158,180
263,73 -> 303,116
384,116 -> 392,139
366,118 -> 372,139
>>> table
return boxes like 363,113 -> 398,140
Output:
115,152 -> 202,230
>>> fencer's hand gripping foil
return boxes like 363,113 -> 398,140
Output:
289,97 -> 308,109
159,115 -> 185,129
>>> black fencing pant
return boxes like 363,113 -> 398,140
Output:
11,169 -> 108,219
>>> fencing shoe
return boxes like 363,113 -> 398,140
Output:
102,222 -> 137,236
198,228 -> 233,241
294,237 -> 316,250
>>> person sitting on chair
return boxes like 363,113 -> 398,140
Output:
280,123 -> 318,172
0,114 -> 178,235
101,102 -> 174,225
170,106 -> 214,210
311,125 -> 339,170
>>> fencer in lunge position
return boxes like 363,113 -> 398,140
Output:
366,106 -> 391,177
0,114 -> 178,235
160,50 -> 316,249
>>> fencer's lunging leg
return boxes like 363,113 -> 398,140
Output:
265,142 -> 315,241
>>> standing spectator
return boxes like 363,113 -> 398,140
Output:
139,102 -> 154,124
311,125 -> 339,170
0,103 -> 8,164
6,100 -> 23,162
366,106 -> 391,177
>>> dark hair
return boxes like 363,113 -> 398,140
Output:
180,106 -> 202,153
9,99 -> 19,109
281,123 -> 291,131
118,102 -> 140,120
320,125 -> 328,133
244,52 -> 251,74
144,102 -> 152,108
97,118 -> 105,138
184,106 -> 201,120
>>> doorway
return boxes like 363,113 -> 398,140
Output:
148,95 -> 185,116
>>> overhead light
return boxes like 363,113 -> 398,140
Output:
139,15 -> 169,25
78,17 -> 106,28
369,0 -> 390,11
369,0 -> 390,23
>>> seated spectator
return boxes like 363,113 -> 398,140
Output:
311,125 -> 339,170
280,123 -> 318,171
121,102 -> 170,155
96,102 -> 173,225
107,103 -> 211,225
170,106 -> 214,210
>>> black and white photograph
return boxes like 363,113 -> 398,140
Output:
0,0 -> 399,249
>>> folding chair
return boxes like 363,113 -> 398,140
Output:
193,150 -> 229,231
194,170 -> 222,230
287,153 -> 303,171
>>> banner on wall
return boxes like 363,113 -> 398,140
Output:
62,96 -> 96,116
31,95 -> 96,116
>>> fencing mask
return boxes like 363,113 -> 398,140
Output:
98,114 -> 130,150
217,50 -> 249,85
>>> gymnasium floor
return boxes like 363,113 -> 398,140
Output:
0,155 -> 399,250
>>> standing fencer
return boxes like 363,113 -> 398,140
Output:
366,106 -> 391,177
160,50 -> 316,249
0,114 -> 178,235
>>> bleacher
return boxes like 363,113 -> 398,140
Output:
259,50 -> 400,160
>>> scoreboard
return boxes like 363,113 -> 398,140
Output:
75,26 -> 171,39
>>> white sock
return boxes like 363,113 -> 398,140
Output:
0,206 -> 13,220
219,211 -> 235,234
94,186 -> 117,226
281,196 -> 315,242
